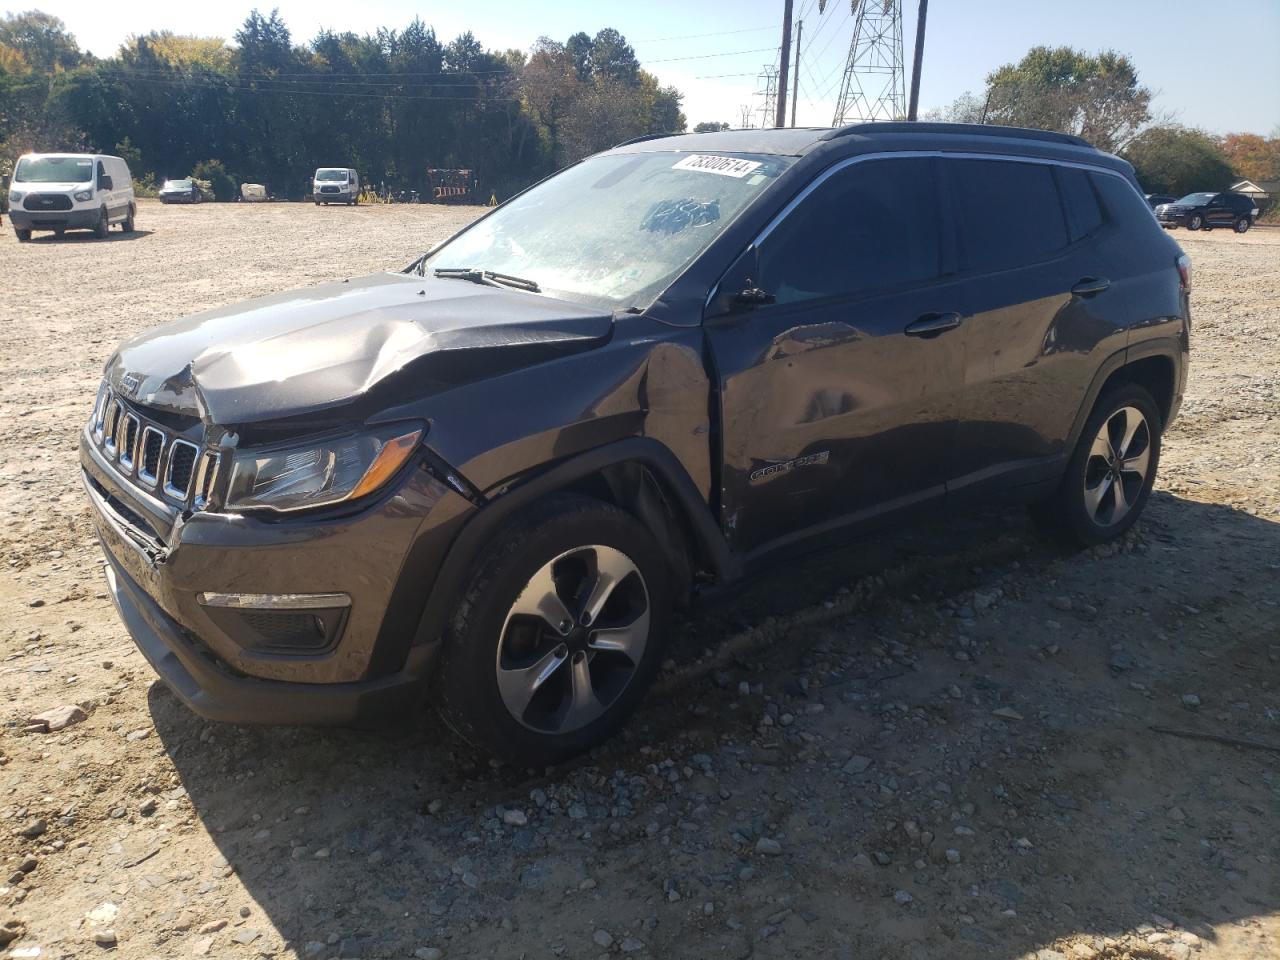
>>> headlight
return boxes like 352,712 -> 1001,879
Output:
73,190 -> 93,202
224,424 -> 423,513
9,191 -> 22,202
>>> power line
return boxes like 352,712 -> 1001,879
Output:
632,25 -> 775,43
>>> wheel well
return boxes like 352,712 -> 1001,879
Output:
554,463 -> 706,604
1100,355 -> 1176,429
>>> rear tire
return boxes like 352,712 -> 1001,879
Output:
1187,213 -> 1203,231
14,228 -> 31,242
436,494 -> 672,767
93,208 -> 109,239
1234,216 -> 1250,233
122,205 -> 135,233
1030,384 -> 1162,548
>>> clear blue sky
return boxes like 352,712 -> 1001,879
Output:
17,0 -> 1280,135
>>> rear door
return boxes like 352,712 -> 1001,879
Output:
704,155 -> 966,554
945,157 -> 1128,498
1206,193 -> 1233,227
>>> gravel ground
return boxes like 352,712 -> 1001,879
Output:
0,203 -> 1276,960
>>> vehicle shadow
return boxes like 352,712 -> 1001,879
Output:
150,491 -> 1280,959
23,229 -> 155,243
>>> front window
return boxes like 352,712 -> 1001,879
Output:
14,156 -> 93,184
164,179 -> 193,189
425,151 -> 794,311
315,169 -> 348,181
1176,192 -> 1215,205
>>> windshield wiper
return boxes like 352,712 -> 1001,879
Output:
433,267 -> 541,293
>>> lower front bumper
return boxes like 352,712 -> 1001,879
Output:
10,208 -> 100,230
103,549 -> 437,725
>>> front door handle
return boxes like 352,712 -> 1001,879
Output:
1071,276 -> 1111,297
904,311 -> 962,338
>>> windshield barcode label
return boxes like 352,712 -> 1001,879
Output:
672,155 -> 762,178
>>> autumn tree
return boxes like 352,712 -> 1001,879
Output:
1219,132 -> 1280,183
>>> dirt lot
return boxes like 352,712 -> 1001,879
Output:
0,202 -> 1276,960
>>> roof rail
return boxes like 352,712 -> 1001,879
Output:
821,122 -> 1092,149
612,132 -> 681,148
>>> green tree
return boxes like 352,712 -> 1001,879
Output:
0,10 -> 81,72
1121,126 -> 1235,197
977,46 -> 1152,151
693,121 -> 731,133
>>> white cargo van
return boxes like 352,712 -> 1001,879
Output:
313,167 -> 359,205
7,153 -> 136,241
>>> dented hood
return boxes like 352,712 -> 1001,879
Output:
104,271 -> 613,426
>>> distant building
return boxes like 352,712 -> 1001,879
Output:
1231,178 -> 1280,214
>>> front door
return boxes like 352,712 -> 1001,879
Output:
705,156 -> 965,555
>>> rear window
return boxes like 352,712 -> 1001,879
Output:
1057,168 -> 1104,242
949,159 -> 1069,273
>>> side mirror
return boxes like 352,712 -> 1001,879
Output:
705,245 -> 770,320
99,174 -> 113,191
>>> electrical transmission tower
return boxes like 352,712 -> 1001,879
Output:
832,0 -> 905,125
754,65 -> 779,130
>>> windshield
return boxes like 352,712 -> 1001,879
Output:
14,156 -> 93,184
315,169 -> 348,181
425,151 -> 794,311
1177,192 -> 1215,205
163,179 -> 192,189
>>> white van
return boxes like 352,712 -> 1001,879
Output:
313,167 -> 359,205
7,153 -> 136,241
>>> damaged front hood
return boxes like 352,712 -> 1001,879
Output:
104,272 -> 613,425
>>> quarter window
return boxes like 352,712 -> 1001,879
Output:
949,159 -> 1069,273
757,157 -> 941,304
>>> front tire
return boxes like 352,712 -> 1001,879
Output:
436,494 -> 672,766
1031,384 -> 1162,548
14,228 -> 31,242
93,208 -> 109,239
1187,213 -> 1203,231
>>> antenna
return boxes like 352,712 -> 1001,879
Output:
832,0 -> 906,125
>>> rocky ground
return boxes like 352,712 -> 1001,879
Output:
0,204 -> 1276,960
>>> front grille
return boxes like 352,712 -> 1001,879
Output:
320,185 -> 340,193
23,193 -> 73,211
89,384 -> 219,509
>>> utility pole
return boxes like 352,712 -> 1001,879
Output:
790,18 -> 803,127
774,0 -> 794,128
907,0 -> 929,120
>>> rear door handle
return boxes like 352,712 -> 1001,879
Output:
1071,276 -> 1111,297
904,312 -> 962,337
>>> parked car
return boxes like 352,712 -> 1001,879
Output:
81,123 -> 1189,764
1144,193 -> 1176,208
1154,190 -> 1258,232
8,153 -> 135,241
158,178 -> 202,204
313,167 -> 360,205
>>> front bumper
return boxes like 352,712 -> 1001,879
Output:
103,550 -> 436,724
10,208 -> 100,230
315,190 -> 352,202
80,427 -> 475,724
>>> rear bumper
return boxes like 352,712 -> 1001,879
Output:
10,208 -> 99,230
102,549 -> 436,725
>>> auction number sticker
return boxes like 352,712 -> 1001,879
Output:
672,154 -> 763,178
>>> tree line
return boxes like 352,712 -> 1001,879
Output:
926,45 -> 1280,204
0,9 -> 686,200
